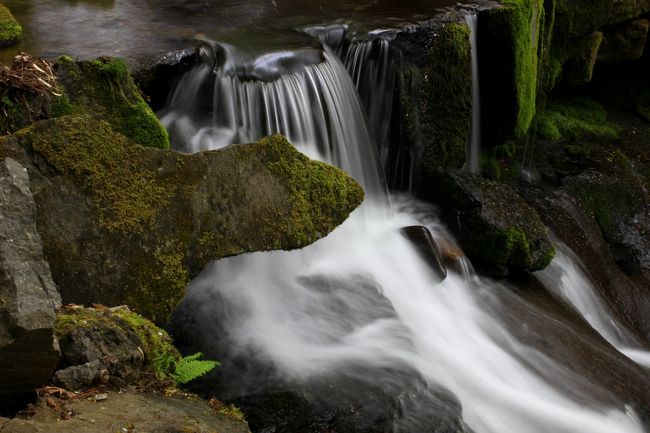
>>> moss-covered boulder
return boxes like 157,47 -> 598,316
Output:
54,56 -> 170,149
53,306 -> 180,389
0,5 -> 21,47
0,115 -> 364,323
426,171 -> 554,275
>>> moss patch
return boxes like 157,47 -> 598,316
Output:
55,307 -> 180,374
263,135 -> 365,245
18,115 -> 174,233
55,57 -> 170,149
537,96 -> 618,141
0,5 -> 21,47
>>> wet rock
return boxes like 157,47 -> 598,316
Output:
130,48 -> 198,112
0,158 -> 61,395
233,373 -> 471,433
598,19 -> 650,63
0,116 -> 363,323
53,360 -> 105,391
400,225 -> 447,282
425,171 -> 554,276
392,17 -> 472,183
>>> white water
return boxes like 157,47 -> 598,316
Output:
465,13 -> 481,174
535,243 -> 650,368
163,39 -> 646,433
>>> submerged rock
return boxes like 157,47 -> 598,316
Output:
0,158 -> 61,395
427,171 -> 554,276
0,116 -> 364,322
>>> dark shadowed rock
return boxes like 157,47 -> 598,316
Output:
400,225 -> 447,282
0,116 -> 364,322
0,157 -> 61,395
425,171 -> 554,276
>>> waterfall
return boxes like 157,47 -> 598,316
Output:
535,243 -> 650,368
305,25 -> 400,184
162,35 -> 645,433
465,13 -> 481,174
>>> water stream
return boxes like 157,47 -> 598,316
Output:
465,13 -> 481,174
535,243 -> 650,368
162,34 -> 647,433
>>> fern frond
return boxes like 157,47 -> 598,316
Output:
172,352 -> 219,385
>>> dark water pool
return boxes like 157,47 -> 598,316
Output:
1,0 -> 463,61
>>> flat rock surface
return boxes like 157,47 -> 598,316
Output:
0,390 -> 250,433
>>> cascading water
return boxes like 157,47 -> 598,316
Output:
305,25 -> 406,188
535,243 -> 650,368
163,35 -> 646,433
464,13 -> 481,174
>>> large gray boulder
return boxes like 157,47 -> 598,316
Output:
0,158 -> 61,395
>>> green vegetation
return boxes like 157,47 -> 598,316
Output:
171,353 -> 219,385
537,96 -> 618,141
497,0 -> 545,138
0,5 -> 22,47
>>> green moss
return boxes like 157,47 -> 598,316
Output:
112,309 -> 180,371
19,115 -> 175,233
50,92 -> 75,118
56,57 -> 170,149
499,0 -> 545,138
537,96 -> 618,141
128,247 -> 190,325
0,5 -> 22,47
55,307 -> 180,374
263,135 -> 365,245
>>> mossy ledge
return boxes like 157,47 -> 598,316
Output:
54,56 -> 170,149
0,116 -> 364,323
0,5 -> 22,48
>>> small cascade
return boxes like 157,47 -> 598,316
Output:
535,243 -> 650,368
159,41 -> 387,200
305,25 -> 398,178
464,13 -> 481,174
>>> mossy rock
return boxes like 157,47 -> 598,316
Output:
0,115 -> 363,323
393,18 -> 472,183
0,5 -> 22,47
54,56 -> 170,149
427,171 -> 555,275
55,307 -> 180,378
537,96 -> 618,141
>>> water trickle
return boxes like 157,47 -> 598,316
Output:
535,243 -> 650,368
464,13 -> 481,174
163,35 -> 646,433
